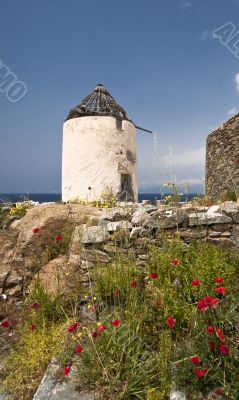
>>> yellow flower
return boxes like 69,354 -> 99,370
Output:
93,296 -> 97,301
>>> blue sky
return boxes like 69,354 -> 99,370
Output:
1,0 -> 239,193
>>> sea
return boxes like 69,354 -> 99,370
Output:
0,193 -> 199,204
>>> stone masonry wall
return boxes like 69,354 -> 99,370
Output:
206,113 -> 239,198
1,201 -> 239,304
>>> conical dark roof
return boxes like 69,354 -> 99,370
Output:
66,84 -> 131,121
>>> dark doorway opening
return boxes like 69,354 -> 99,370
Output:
119,174 -> 135,202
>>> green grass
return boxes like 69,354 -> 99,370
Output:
2,239 -> 239,400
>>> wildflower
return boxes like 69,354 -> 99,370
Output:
30,323 -> 36,331
215,277 -> 224,284
1,320 -> 10,328
214,388 -> 222,397
209,341 -> 215,353
1,294 -> 7,301
114,289 -> 120,297
207,326 -> 214,334
197,296 -> 219,312
55,235 -> 63,241
98,325 -> 107,332
219,342 -> 229,356
194,368 -> 207,378
130,280 -> 137,287
192,279 -> 201,286
75,345 -> 83,354
93,296 -> 97,301
68,322 -> 78,333
166,317 -> 176,329
63,366 -> 71,376
190,356 -> 201,364
112,319 -> 120,328
150,273 -> 158,280
32,303 -> 39,310
32,228 -> 40,233
215,287 -> 226,295
92,331 -> 98,339
171,258 -> 180,266
216,328 -> 225,342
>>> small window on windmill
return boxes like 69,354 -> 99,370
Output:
116,119 -> 123,130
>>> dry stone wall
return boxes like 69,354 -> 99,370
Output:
1,201 -> 239,304
206,113 -> 239,198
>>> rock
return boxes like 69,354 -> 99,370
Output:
81,225 -> 110,244
141,204 -> 158,213
131,208 -> 149,225
210,224 -> 232,232
221,201 -> 239,223
37,255 -> 69,297
207,205 -> 221,214
33,359 -> 95,400
81,249 -> 110,263
170,388 -> 187,400
143,210 -> 189,230
106,220 -> 133,232
180,228 -> 207,239
189,212 -> 232,226
9,219 -> 22,230
130,227 -> 142,239
221,201 -> 238,215
208,231 -> 221,238
206,237 -> 234,248
100,208 -> 131,222
231,225 -> 239,246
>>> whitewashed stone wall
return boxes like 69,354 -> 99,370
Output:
62,116 -> 137,202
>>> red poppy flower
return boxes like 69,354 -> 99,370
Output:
216,328 -> 225,342
114,289 -> 120,297
32,228 -> 40,233
209,341 -> 215,353
55,235 -> 63,241
207,326 -> 214,334
1,320 -> 10,328
219,342 -> 229,356
190,356 -> 201,364
98,325 -> 107,332
112,319 -> 120,328
68,322 -> 78,333
197,296 -> 219,312
130,280 -> 137,287
32,303 -> 39,310
171,258 -> 180,266
92,331 -> 99,339
215,287 -> 226,295
150,273 -> 158,280
215,277 -> 224,284
214,388 -> 222,397
192,279 -> 201,286
166,317 -> 176,329
194,368 -> 207,378
75,345 -> 83,354
63,366 -> 71,376
30,323 -> 36,331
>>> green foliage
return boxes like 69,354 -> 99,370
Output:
9,203 -> 29,217
221,190 -> 238,202
75,240 -> 239,399
3,279 -> 69,399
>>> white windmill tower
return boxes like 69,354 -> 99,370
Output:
62,84 -> 151,202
